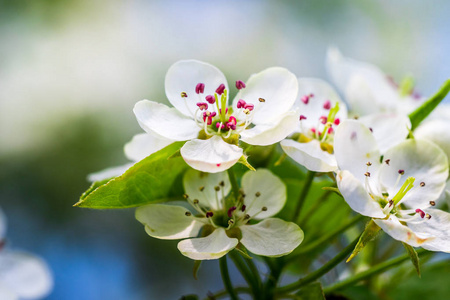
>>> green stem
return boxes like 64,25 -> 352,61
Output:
287,215 -> 366,264
227,168 -> 240,201
219,256 -> 239,300
276,235 -> 360,294
292,171 -> 316,221
323,248 -> 431,294
263,258 -> 283,300
299,190 -> 332,226
229,251 -> 260,298
244,256 -> 262,293
203,287 -> 251,300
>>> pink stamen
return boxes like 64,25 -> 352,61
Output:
241,205 -> 246,212
299,115 -> 307,121
323,100 -> 331,110
216,122 -> 221,128
244,103 -> 254,111
205,95 -> 215,104
237,99 -> 246,109
219,108 -> 228,114
310,128 -> 316,134
216,84 -> 226,95
319,116 -> 328,124
301,95 -> 309,104
415,209 -> 425,218
227,206 -> 237,218
197,102 -> 208,110
327,127 -> 333,134
235,80 -> 246,90
210,112 -> 217,117
196,83 -> 205,94
334,118 -> 340,125
203,112 -> 213,125
206,211 -> 214,218
228,116 -> 237,125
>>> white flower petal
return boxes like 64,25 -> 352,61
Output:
183,169 -> 231,211
0,283 -> 17,300
281,139 -> 337,172
359,113 -> 411,153
334,120 -> 381,184
240,111 -> 297,146
407,209 -> 450,252
133,100 -> 199,141
336,170 -> 385,218
0,251 -> 53,300
241,169 -> 286,219
165,60 -> 228,117
326,47 -> 399,115
177,228 -> 238,260
180,136 -> 243,173
415,119 -> 450,162
124,133 -> 174,161
87,163 -> 134,182
240,218 -> 304,257
135,204 -> 203,240
294,78 -> 347,130
379,139 -> 448,208
374,215 -> 433,248
234,67 -> 298,125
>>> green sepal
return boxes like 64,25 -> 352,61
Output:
296,282 -> 325,300
237,155 -> 255,171
347,219 -> 381,262
409,79 -> 450,131
402,242 -> 421,277
235,245 -> 253,260
75,142 -> 187,209
193,260 -> 202,280
168,149 -> 181,159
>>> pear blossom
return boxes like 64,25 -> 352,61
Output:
0,208 -> 53,300
280,78 -> 410,172
133,60 -> 299,173
326,47 -> 424,117
334,120 -> 450,252
135,169 -> 304,260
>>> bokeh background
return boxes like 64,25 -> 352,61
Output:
1,0 -> 449,299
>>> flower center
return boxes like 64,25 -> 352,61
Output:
364,161 -> 433,223
181,80 -> 263,143
297,94 -> 340,154
183,181 -> 266,230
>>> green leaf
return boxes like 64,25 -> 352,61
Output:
402,242 -> 421,277
347,219 -> 381,262
296,282 -> 325,300
79,178 -> 111,201
193,260 -> 202,280
75,142 -> 188,209
409,79 -> 450,131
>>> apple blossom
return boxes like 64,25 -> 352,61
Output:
133,60 -> 299,173
0,208 -> 53,300
135,169 -> 304,260
334,120 -> 450,252
326,47 -> 424,117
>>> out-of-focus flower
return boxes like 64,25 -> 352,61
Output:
133,60 -> 299,173
135,169 -> 304,260
0,208 -> 53,300
334,120 -> 450,252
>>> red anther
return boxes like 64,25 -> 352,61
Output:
309,93 -> 314,97
203,112 -> 213,125
369,127 -> 373,132
235,80 -> 246,90
334,118 -> 340,125
196,102 -> 208,110
210,112 -> 217,117
299,115 -> 307,121
216,163 -> 221,167
216,84 -> 226,95
398,169 -> 405,175
196,83 -> 205,94
228,116 -> 237,125
237,99 -> 246,109
323,100 -> 331,110
301,95 -> 309,104
205,95 -> 215,104
206,211 -> 214,218
319,116 -> 328,124
216,122 -> 222,128
219,108 -> 228,114
227,206 -> 237,218
310,128 -> 316,133
244,103 -> 254,111
241,205 -> 246,212
415,209 -> 425,218
327,127 -> 334,134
